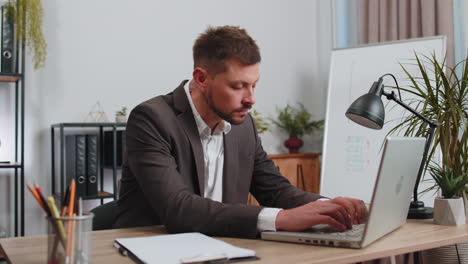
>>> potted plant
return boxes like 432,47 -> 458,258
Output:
251,109 -> 270,134
389,53 -> 468,225
430,164 -> 467,225
5,0 -> 47,70
271,103 -> 324,154
115,107 -> 128,123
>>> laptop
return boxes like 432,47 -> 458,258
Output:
261,137 -> 426,249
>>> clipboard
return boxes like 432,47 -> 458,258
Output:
114,232 -> 259,264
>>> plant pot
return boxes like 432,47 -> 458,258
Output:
284,136 -> 303,154
433,197 -> 466,226
115,115 -> 127,123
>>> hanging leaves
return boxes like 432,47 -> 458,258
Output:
7,0 -> 47,69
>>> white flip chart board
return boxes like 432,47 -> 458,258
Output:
321,36 -> 446,203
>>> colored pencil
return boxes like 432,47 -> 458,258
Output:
65,179 -> 76,264
68,179 -> 76,217
35,184 -> 52,216
46,196 -> 67,243
60,185 -> 70,216
26,184 -> 46,212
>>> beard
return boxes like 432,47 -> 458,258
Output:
204,92 -> 251,125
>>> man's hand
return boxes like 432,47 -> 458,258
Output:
275,197 -> 368,232
328,197 -> 368,225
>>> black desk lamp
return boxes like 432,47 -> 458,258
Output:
345,73 -> 439,219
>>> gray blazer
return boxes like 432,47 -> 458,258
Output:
113,80 -> 323,238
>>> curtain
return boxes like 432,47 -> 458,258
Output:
453,0 -> 467,76
358,0 -> 455,67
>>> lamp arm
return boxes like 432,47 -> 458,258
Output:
382,91 -> 439,127
382,89 -> 439,203
412,125 -> 437,202
380,73 -> 402,100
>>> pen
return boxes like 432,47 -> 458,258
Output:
181,258 -> 228,264
114,242 -> 128,256
75,197 -> 85,263
180,253 -> 229,264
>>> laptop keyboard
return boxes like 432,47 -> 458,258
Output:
311,224 -> 365,238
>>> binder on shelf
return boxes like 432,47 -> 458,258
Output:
1,5 -> 16,73
103,130 -> 126,167
86,135 -> 98,196
65,135 -> 86,197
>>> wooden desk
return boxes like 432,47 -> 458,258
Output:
1,220 -> 468,264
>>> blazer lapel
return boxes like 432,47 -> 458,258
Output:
222,131 -> 239,203
173,81 -> 205,196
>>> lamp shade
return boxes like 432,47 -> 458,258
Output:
345,93 -> 385,130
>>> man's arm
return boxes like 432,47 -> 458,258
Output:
276,197 -> 368,231
247,116 -> 368,231
126,102 -> 263,238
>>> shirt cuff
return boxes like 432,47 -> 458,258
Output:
257,207 -> 282,232
317,198 -> 330,201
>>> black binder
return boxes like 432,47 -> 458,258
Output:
86,135 -> 98,196
103,130 -> 126,167
1,5 -> 16,73
65,135 -> 87,197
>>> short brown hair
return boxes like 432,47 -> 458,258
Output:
193,25 -> 261,75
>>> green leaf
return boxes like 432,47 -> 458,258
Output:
388,52 -> 468,197
271,103 -> 323,138
252,109 -> 270,134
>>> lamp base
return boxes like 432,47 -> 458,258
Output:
407,201 -> 433,219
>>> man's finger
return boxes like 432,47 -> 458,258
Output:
337,198 -> 358,224
357,201 -> 369,223
315,215 -> 347,231
320,204 -> 352,229
346,199 -> 360,224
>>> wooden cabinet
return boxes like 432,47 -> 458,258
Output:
247,153 -> 321,205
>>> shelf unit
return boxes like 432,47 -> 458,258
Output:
0,71 -> 25,237
50,123 -> 126,203
0,29 -> 26,237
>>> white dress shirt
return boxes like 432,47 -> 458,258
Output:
184,82 -> 281,231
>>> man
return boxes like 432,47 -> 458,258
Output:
114,25 -> 368,238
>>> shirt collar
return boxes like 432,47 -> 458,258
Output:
184,81 -> 231,137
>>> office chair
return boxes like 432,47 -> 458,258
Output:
90,200 -> 118,231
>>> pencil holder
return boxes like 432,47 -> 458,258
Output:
46,212 -> 94,264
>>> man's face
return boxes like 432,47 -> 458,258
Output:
202,58 -> 259,125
